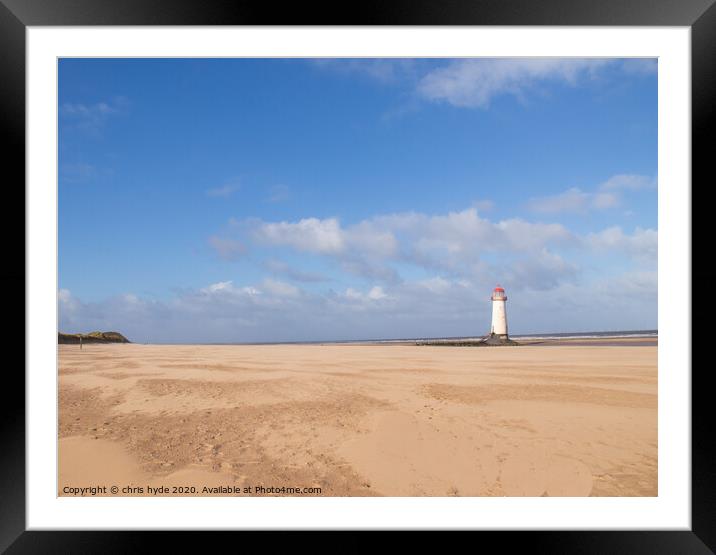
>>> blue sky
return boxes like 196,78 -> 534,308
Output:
58,58 -> 657,343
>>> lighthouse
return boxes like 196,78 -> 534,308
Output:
415,283 -> 517,346
490,285 -> 508,339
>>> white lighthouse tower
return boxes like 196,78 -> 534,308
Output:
490,285 -> 508,339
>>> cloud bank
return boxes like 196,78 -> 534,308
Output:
417,58 -> 612,108
60,193 -> 657,343
527,174 -> 656,214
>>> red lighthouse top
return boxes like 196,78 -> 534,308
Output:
492,285 -> 507,301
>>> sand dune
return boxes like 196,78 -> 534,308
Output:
58,343 -> 657,497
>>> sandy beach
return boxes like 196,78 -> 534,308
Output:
58,343 -> 657,497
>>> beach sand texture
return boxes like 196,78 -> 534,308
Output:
59,343 -> 657,497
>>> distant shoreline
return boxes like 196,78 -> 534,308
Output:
58,331 -> 130,345
510,337 -> 657,347
65,330 -> 658,347
335,336 -> 658,347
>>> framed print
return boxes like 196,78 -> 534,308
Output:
3,0 -> 714,551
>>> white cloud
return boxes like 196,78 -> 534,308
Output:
122,293 -> 140,304
201,281 -> 234,293
504,249 -> 579,291
208,236 -> 247,260
242,207 -> 574,284
263,259 -> 327,283
598,174 -> 656,191
494,217 -> 574,251
201,281 -> 261,296
473,199 -> 495,212
601,270 -> 657,299
253,216 -> 398,263
58,289 -> 84,318
376,208 -> 573,259
527,187 -> 619,214
60,97 -> 128,131
261,278 -> 300,298
61,101 -> 118,119
418,276 -> 451,294
265,184 -> 290,203
343,286 -> 388,302
60,163 -> 96,184
585,226 -> 657,262
255,217 -> 345,254
202,279 -> 302,299
346,221 -> 399,258
367,286 -> 387,300
344,288 -> 362,300
206,182 -> 240,198
417,58 -> 612,109
527,174 -> 655,215
591,192 -> 620,209
339,259 -> 401,284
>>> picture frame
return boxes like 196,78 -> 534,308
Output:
4,0 -> 713,550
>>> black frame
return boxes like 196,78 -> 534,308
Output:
3,0 -> 713,551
